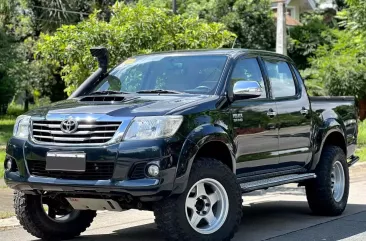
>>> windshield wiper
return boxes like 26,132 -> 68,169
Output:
136,89 -> 182,94
89,90 -> 130,95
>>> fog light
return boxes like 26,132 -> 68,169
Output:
147,164 -> 160,177
5,159 -> 12,171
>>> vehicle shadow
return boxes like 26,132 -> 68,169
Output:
246,185 -> 306,197
40,201 -> 366,241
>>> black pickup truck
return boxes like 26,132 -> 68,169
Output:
4,48 -> 359,241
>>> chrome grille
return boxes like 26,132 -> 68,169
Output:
32,120 -> 122,144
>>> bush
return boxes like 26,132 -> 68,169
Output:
358,121 -> 366,146
6,96 -> 51,117
36,3 -> 236,95
141,0 -> 276,50
306,30 -> 366,99
6,104 -> 24,117
288,13 -> 337,70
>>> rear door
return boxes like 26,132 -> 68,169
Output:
261,58 -> 312,170
228,57 -> 280,177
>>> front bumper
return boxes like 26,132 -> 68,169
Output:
5,173 -> 167,196
4,136 -> 184,197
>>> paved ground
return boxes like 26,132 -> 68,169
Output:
0,179 -> 14,218
0,164 -> 365,241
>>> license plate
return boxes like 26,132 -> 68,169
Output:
46,152 -> 86,172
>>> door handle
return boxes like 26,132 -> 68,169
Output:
300,107 -> 309,116
267,108 -> 277,118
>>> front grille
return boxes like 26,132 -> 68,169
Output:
27,160 -> 114,180
129,163 -> 147,180
32,120 -> 121,144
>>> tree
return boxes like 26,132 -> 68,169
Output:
140,0 -> 276,50
288,13 -> 338,70
302,0 -> 366,99
307,30 -> 366,99
0,28 -> 15,114
36,3 -> 236,95
221,0 -> 275,50
344,0 -> 366,32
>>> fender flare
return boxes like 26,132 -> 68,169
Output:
310,119 -> 346,170
172,124 -> 235,194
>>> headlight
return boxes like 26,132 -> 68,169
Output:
13,115 -> 31,140
124,116 -> 183,140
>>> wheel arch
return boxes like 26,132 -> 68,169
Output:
173,124 -> 235,194
311,125 -> 347,170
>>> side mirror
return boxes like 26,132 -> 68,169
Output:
233,81 -> 262,100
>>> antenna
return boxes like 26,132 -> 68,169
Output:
231,37 -> 237,49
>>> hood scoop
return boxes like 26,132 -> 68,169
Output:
79,95 -> 126,102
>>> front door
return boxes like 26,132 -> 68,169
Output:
261,58 -> 312,170
228,57 -> 280,177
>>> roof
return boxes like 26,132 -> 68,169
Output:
272,0 -> 316,10
133,49 -> 293,62
273,12 -> 302,26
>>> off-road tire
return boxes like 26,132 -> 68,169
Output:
154,158 -> 243,241
14,191 -> 96,240
305,145 -> 349,216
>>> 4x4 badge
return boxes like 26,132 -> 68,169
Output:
60,118 -> 78,133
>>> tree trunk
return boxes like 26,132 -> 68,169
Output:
24,89 -> 29,112
359,98 -> 366,121
172,0 -> 177,14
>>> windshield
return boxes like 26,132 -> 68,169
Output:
92,54 -> 228,95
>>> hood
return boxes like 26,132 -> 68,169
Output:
26,94 -> 211,118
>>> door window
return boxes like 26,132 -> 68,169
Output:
263,60 -> 297,98
230,58 -> 267,98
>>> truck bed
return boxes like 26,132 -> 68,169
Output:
309,96 -> 357,121
310,96 -> 358,157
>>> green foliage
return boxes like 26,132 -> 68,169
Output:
0,151 -> 5,178
140,0 -> 275,50
0,29 -> 16,114
5,104 -> 25,117
357,120 -> 366,146
221,0 -> 275,50
6,96 -> 51,116
300,68 -> 327,96
36,3 -> 236,95
288,13 -> 337,70
307,29 -> 366,99
355,147 -> 366,161
356,120 -> 366,161
344,0 -> 366,32
0,117 -> 15,146
302,0 -> 366,99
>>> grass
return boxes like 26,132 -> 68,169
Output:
0,117 -> 15,146
356,121 -> 366,162
0,151 -> 5,178
0,211 -> 15,219
355,147 -> 366,162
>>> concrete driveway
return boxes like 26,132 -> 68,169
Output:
1,164 -> 365,241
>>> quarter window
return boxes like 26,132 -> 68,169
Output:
263,60 -> 297,98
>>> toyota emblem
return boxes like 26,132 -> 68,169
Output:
60,118 -> 78,133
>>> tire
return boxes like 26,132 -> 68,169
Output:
305,145 -> 349,216
14,191 -> 96,240
154,158 -> 242,241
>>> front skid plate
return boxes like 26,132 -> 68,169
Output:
66,197 -> 123,211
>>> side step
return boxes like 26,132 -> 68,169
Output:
348,155 -> 359,167
240,173 -> 316,193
